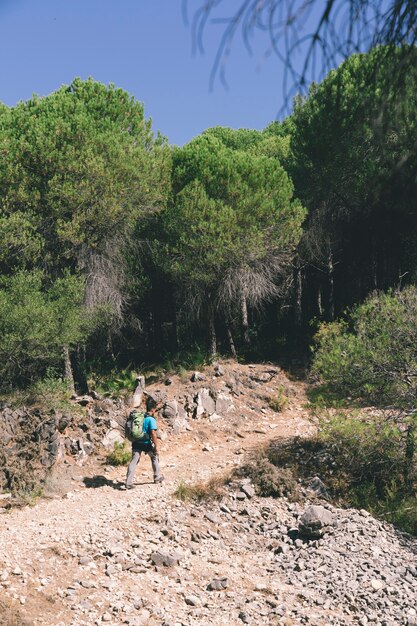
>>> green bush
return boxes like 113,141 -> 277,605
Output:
245,413 -> 417,535
311,287 -> 417,410
96,367 -> 139,399
318,414 -> 407,497
106,441 -> 131,466
0,270 -> 93,389
28,371 -> 74,412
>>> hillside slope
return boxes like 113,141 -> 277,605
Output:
0,362 -> 416,626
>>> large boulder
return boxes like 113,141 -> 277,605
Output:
298,505 -> 335,539
194,388 -> 216,419
162,400 -> 188,433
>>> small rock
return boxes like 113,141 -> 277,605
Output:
150,551 -> 180,568
298,505 -> 334,539
191,371 -> 206,382
240,483 -> 255,499
102,613 -> 112,622
208,577 -> 228,591
371,579 -> 384,592
204,511 -> 221,524
184,595 -> 201,607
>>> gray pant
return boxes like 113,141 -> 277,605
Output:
126,443 -> 160,486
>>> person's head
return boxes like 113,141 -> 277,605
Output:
146,398 -> 159,414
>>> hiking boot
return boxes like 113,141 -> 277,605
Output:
154,475 -> 164,484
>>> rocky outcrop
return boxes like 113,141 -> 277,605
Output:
0,396 -> 128,495
0,361 -> 302,499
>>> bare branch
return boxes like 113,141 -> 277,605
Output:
186,0 -> 417,109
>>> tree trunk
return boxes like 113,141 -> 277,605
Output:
226,320 -> 237,358
295,267 -> 302,327
328,250 -> 335,322
151,279 -> 163,358
171,296 -> 179,354
63,345 -> 75,395
71,345 -> 89,395
208,305 -> 217,356
241,293 -> 250,344
317,286 -> 323,317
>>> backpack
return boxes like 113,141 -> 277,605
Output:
125,409 -> 147,442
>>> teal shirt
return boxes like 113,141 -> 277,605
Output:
139,414 -> 157,444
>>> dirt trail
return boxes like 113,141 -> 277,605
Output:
0,366 -> 316,626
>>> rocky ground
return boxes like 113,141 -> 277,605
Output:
0,362 -> 416,626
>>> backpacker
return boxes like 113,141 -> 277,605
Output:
125,409 -> 147,442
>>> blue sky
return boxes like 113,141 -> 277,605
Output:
0,0 -> 312,145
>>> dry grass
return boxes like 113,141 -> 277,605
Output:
174,474 -> 228,502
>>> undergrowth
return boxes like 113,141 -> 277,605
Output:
267,385 -> 288,412
106,441 -> 131,466
174,475 -> 227,502
3,370 -> 77,413
242,412 -> 417,536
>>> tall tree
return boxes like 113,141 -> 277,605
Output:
0,78 -> 170,384
161,129 -> 305,354
289,47 -> 417,323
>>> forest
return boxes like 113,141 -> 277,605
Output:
1,45 -> 416,394
2,44 -> 417,530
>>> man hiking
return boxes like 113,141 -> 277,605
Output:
125,397 -> 164,489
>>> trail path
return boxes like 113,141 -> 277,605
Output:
3,365 -> 415,626
0,370 -> 317,626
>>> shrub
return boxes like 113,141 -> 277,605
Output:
0,270 -> 93,389
173,476 -> 226,502
106,441 -> 131,466
27,371 -> 74,412
318,414 -> 407,497
268,385 -> 288,412
239,457 -> 300,500
96,367 -> 139,399
311,286 -> 417,410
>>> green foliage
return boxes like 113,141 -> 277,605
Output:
376,495 -> 417,536
0,79 -> 170,381
311,287 -> 417,409
0,78 -> 169,274
95,367 -> 139,399
290,46 -> 417,320
28,372 -> 73,413
248,414 -> 417,534
160,345 -> 210,374
106,441 -> 131,466
318,414 -> 407,496
0,271 -> 93,388
156,129 -> 305,353
268,385 -> 288,412
315,413 -> 417,534
166,132 -> 304,291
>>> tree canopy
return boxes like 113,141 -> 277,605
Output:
160,128 -> 305,353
